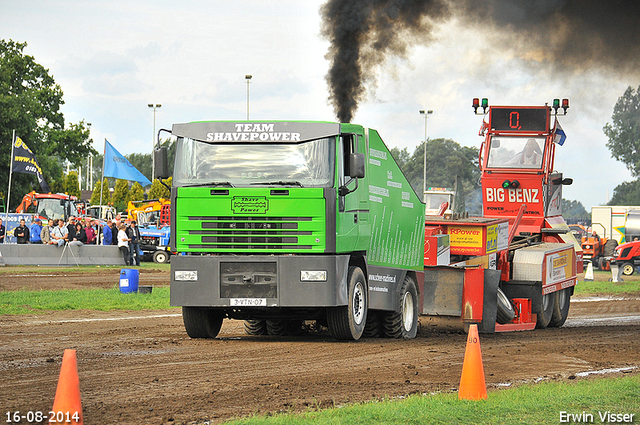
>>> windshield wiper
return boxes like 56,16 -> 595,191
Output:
250,181 -> 304,187
184,181 -> 235,188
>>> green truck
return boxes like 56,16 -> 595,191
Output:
155,121 -> 425,340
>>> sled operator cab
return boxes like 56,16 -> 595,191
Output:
475,98 -> 583,272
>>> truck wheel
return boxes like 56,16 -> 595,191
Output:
382,275 -> 419,339
535,292 -> 555,329
549,288 -> 571,327
496,288 -> 516,324
363,310 -> 381,338
153,250 -> 169,264
182,307 -> 223,338
327,266 -> 367,341
622,262 -> 635,276
244,319 -> 267,335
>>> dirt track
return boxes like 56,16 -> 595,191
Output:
1,269 -> 640,425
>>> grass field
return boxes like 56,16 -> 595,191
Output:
575,270 -> 640,295
0,287 -> 174,315
223,374 -> 640,425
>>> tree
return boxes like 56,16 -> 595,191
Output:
608,180 -> 640,205
148,177 -> 172,200
111,179 -> 130,212
389,138 -> 481,214
562,198 -> 589,221
90,178 -> 111,205
127,182 -> 145,205
0,40 -> 97,210
603,85 -> 640,177
64,171 -> 81,198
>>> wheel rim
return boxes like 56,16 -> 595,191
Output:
352,281 -> 365,325
542,293 -> 551,311
623,264 -> 634,275
402,291 -> 414,332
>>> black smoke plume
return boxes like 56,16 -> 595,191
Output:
321,0 -> 640,123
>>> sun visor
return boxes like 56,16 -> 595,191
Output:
172,121 -> 341,143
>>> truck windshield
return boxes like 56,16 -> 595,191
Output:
173,137 -> 335,188
425,193 -> 452,210
36,199 -> 67,221
486,136 -> 545,169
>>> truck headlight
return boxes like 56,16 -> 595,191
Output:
174,270 -> 198,281
301,270 -> 327,282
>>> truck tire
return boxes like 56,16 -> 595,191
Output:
603,239 -> 618,257
382,275 -> 419,339
153,250 -> 169,264
244,319 -> 267,335
182,307 -> 223,338
363,310 -> 381,338
496,288 -> 516,325
549,288 -> 571,327
265,320 -> 303,336
535,292 -> 555,329
327,266 -> 367,341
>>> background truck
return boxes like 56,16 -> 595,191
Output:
127,199 -> 172,263
591,206 -> 640,244
156,121 -> 426,341
16,191 -> 80,222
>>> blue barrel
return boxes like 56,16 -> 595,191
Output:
119,269 -> 139,293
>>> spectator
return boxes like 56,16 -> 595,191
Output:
85,219 -> 96,244
41,219 -> 54,245
0,218 -> 5,244
127,220 -> 141,266
67,217 -> 77,241
70,223 -> 87,246
14,219 -> 30,244
111,221 -> 119,246
50,219 -> 68,247
102,220 -> 113,245
30,219 -> 43,244
117,223 -> 131,266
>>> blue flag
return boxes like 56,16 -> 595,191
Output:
103,140 -> 152,186
553,121 -> 567,146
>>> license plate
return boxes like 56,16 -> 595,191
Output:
230,298 -> 267,307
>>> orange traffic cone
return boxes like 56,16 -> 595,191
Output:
50,349 -> 83,424
458,324 -> 488,400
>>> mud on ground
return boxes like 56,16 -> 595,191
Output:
0,268 -> 639,425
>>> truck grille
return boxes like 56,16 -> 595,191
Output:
187,216 -> 316,250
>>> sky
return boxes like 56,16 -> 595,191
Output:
2,0 -> 636,210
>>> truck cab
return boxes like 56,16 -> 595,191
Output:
156,121 -> 425,341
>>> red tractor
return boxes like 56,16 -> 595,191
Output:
613,241 -> 640,276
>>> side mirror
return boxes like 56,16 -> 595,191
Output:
154,146 -> 169,180
349,153 -> 365,178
